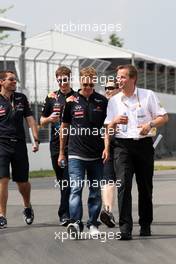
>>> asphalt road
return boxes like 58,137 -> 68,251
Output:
0,171 -> 176,264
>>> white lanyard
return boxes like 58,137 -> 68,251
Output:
121,88 -> 141,110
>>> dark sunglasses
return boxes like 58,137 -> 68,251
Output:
82,83 -> 94,88
3,77 -> 17,81
56,77 -> 70,83
105,87 -> 116,91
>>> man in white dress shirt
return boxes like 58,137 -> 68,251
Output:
104,64 -> 168,240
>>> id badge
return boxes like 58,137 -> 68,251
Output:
136,107 -> 146,125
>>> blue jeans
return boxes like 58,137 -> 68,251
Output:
68,158 -> 103,227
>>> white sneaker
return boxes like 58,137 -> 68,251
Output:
89,225 -> 100,238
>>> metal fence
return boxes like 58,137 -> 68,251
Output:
0,43 -> 111,143
135,61 -> 176,94
1,42 -> 176,139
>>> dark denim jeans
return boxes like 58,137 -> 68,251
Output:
68,158 -> 103,227
51,154 -> 70,220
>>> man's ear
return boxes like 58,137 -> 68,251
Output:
133,77 -> 137,86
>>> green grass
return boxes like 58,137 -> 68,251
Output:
154,165 -> 176,171
29,166 -> 176,179
29,170 -> 55,178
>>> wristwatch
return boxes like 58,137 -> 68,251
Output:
149,121 -> 155,128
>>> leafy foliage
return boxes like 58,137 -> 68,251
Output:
108,33 -> 124,47
94,33 -> 124,47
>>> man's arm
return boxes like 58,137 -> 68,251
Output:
58,122 -> 70,166
108,115 -> 128,131
102,114 -> 128,162
40,114 -> 59,127
149,114 -> 169,128
26,116 -> 39,152
139,90 -> 169,136
102,125 -> 111,163
139,114 -> 168,136
40,94 -> 60,127
57,99 -> 72,166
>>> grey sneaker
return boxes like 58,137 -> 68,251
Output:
23,205 -> 34,225
0,216 -> 7,229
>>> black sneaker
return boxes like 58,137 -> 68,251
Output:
59,217 -> 70,227
23,205 -> 34,225
140,225 -> 151,236
100,209 -> 116,228
0,216 -> 7,229
67,220 -> 83,240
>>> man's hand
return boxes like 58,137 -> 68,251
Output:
66,95 -> 76,103
32,142 -> 39,152
138,123 -> 151,136
113,115 -> 128,125
102,148 -> 110,163
48,113 -> 60,123
58,153 -> 66,167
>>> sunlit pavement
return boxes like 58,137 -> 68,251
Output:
0,170 -> 176,264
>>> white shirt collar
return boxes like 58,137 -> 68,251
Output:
121,86 -> 138,101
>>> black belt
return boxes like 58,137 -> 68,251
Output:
0,138 -> 18,142
9,138 -> 18,142
115,137 -> 153,143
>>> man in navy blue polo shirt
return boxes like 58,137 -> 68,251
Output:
40,66 -> 75,225
0,70 -> 39,229
58,67 -> 108,238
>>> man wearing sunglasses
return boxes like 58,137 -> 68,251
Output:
58,67 -> 108,238
104,81 -> 120,99
0,70 -> 39,229
40,66 -> 75,226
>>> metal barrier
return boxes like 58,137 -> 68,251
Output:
0,43 -> 110,142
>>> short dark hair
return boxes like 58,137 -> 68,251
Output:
0,70 -> 16,80
0,70 -> 16,90
55,66 -> 71,78
116,64 -> 138,79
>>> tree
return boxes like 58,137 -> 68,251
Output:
108,33 -> 124,47
0,5 -> 14,41
94,33 -> 124,47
